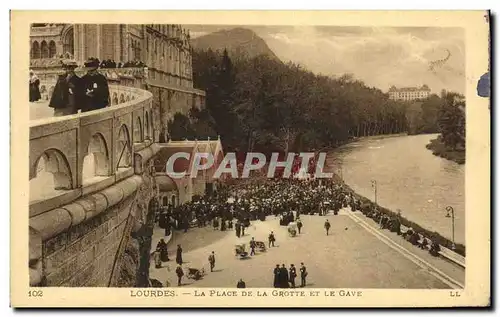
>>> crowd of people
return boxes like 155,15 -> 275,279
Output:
152,175 -> 446,288
359,206 -> 441,255
94,58 -> 147,69
29,56 -> 149,115
152,177 -> 359,287
157,178 -> 359,236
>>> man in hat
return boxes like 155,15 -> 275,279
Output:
81,58 -> 110,113
49,60 -> 82,116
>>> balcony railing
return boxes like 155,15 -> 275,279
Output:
29,84 -> 155,217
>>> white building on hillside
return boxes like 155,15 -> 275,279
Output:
388,85 -> 431,101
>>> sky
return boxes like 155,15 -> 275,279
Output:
186,25 -> 465,95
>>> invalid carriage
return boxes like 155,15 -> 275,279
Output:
288,222 -> 298,237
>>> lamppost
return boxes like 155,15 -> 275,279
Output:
371,180 -> 377,204
445,206 -> 456,250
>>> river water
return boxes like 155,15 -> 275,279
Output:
328,134 -> 465,245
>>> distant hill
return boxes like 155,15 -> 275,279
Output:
191,27 -> 280,61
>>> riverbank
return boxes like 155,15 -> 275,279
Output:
426,137 -> 465,165
333,174 -> 465,257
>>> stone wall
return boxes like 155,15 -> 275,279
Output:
29,61 -> 207,287
40,194 -> 136,286
30,147 -> 162,287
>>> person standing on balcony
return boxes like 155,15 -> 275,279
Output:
49,60 -> 82,116
81,58 -> 110,113
29,70 -> 41,102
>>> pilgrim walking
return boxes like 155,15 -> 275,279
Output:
176,244 -> 183,265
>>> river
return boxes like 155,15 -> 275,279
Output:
328,134 -> 465,245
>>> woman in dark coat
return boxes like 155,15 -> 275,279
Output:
29,71 -> 41,102
279,264 -> 290,288
176,244 -> 183,265
157,239 -> 169,262
273,265 -> 280,288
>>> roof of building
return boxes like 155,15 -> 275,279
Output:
389,85 -> 431,93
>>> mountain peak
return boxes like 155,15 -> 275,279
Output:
191,27 -> 280,61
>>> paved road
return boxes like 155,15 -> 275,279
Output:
149,213 -> 451,289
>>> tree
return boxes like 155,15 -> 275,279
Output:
191,49 -> 413,154
438,92 -> 465,150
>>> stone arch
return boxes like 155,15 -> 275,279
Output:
132,96 -> 136,100
144,111 -> 150,140
120,93 -> 125,103
162,196 -> 169,206
112,92 -> 118,105
116,124 -> 132,169
30,148 -> 73,187
126,95 -> 130,102
134,116 -> 143,143
40,40 -> 49,59
171,195 -> 177,207
82,133 -> 110,184
48,40 -> 56,58
31,41 -> 40,59
30,149 -> 73,201
156,174 -> 178,194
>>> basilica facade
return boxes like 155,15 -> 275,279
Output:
30,23 -> 194,88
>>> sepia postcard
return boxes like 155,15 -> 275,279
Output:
11,10 -> 490,308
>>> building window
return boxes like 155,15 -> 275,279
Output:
40,41 -> 49,58
31,41 -> 40,59
62,26 -> 74,56
49,40 -> 56,58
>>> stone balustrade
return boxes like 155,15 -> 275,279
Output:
29,76 -> 209,287
32,67 -> 147,85
30,84 -> 155,217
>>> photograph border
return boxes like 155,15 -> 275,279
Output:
11,10 -> 490,308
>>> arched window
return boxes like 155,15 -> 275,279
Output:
82,133 -> 110,185
31,41 -> 40,59
62,26 -> 74,56
119,94 -> 125,103
171,195 -> 177,207
116,125 -> 132,169
162,196 -> 168,206
134,117 -> 143,143
40,41 -> 49,58
144,112 -> 150,140
112,92 -> 118,105
48,41 -> 56,58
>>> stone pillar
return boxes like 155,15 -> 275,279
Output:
80,24 -> 85,63
122,24 -> 129,62
96,24 -> 102,60
74,24 -> 85,64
